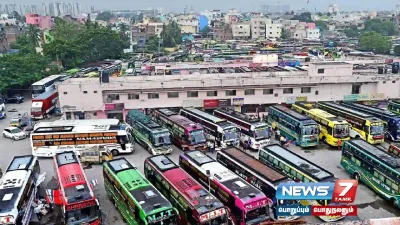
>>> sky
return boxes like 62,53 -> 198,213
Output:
6,0 -> 399,13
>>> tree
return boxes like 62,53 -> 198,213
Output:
96,11 -> 113,21
395,45 -> 400,56
327,12 -> 332,17
359,32 -> 392,54
201,26 -> 211,37
291,12 -> 313,22
290,10 -> 295,15
281,28 -> 289,39
344,26 -> 359,37
146,35 -> 160,51
364,18 -> 398,36
26,24 -> 41,49
137,13 -> 144,22
118,23 -> 129,38
160,21 -> 182,48
315,20 -> 327,32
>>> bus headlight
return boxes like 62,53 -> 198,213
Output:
1,216 -> 14,224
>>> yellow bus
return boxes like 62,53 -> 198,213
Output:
318,102 -> 385,145
292,102 -> 350,147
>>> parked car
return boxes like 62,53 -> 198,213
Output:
10,112 -> 30,128
3,127 -> 27,140
5,94 -> 24,104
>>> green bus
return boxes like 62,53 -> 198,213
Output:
388,100 -> 400,115
341,139 -> 400,208
103,157 -> 179,225
126,109 -> 173,155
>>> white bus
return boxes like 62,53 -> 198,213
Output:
0,155 -> 43,225
30,74 -> 68,98
31,119 -> 135,157
214,108 -> 270,150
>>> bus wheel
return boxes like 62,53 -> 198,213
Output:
392,198 -> 399,208
353,173 -> 360,181
111,150 -> 119,156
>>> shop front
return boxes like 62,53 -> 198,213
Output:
203,99 -> 231,113
104,103 -> 125,121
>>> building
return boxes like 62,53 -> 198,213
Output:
213,23 -> 233,41
25,14 -> 52,30
265,23 -> 282,39
131,22 -> 164,46
328,4 -> 339,14
232,22 -> 251,40
261,4 -> 291,13
176,15 -> 199,34
57,61 -> 398,120
250,17 -> 270,39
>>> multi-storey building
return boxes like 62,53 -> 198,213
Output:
250,17 -> 270,39
265,23 -> 282,39
232,22 -> 251,40
57,61 -> 398,120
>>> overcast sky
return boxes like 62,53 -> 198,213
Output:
5,0 -> 398,12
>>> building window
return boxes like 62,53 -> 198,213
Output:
263,89 -> 273,95
226,90 -> 236,96
318,69 -> 325,74
83,91 -> 87,94
207,91 -> 218,97
93,112 -> 97,116
301,87 -> 311,93
94,91 -> 98,94
283,88 -> 293,94
352,84 -> 361,94
128,93 -> 139,100
187,91 -> 198,98
393,80 -> 396,83
63,92 -> 67,95
148,93 -> 159,99
245,89 -> 255,95
168,92 -> 179,98
66,112 -> 71,120
107,94 -> 120,101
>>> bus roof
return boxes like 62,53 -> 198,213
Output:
308,109 -> 345,122
157,108 -> 178,117
221,148 -> 287,184
39,119 -> 120,127
342,103 -> 398,118
261,144 -> 335,181
181,108 -> 225,124
348,140 -> 400,170
31,74 -> 67,86
33,119 -> 124,133
318,102 -> 377,120
169,115 -> 203,131
271,105 -> 309,122
146,155 -> 179,172
215,108 -> 260,124
127,110 -> 163,131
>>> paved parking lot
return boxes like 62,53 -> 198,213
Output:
0,100 -> 398,224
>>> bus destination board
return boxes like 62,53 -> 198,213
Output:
32,132 -> 118,147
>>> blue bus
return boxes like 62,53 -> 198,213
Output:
342,103 -> 399,141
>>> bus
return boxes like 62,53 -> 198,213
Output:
179,151 -> 270,225
30,119 -> 134,157
292,102 -> 350,147
341,139 -> 400,208
342,102 -> 400,141
53,151 -> 101,225
388,100 -> 400,115
213,108 -> 270,150
103,157 -> 179,225
152,109 -> 207,151
267,105 -> 319,148
126,110 -> 173,155
318,102 -> 385,144
0,155 -> 41,225
31,74 -> 68,98
216,147 -> 299,221
144,155 -> 230,225
258,144 -> 343,222
179,108 -> 240,148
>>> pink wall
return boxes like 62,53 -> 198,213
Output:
26,14 -> 52,29
97,111 -> 107,119
306,22 -> 316,29
26,14 -> 40,25
39,16 -> 52,30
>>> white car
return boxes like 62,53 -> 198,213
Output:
3,127 -> 27,140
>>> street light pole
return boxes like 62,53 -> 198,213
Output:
206,169 -> 212,225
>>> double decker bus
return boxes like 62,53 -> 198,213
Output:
341,139 -> 400,208
292,102 -> 350,147
0,155 -> 41,225
216,147 -> 299,221
144,155 -> 230,225
258,144 -> 343,222
342,102 -> 400,141
213,108 -> 270,150
388,100 -> 400,115
152,109 -> 207,151
267,105 -> 319,148
103,157 -> 179,225
53,151 -> 101,225
179,150 -> 270,225
180,108 -> 240,148
318,102 -> 385,144
30,119 -> 134,157
126,110 -> 173,155
31,74 -> 68,98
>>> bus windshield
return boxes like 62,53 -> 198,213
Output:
66,205 -> 99,225
147,214 -> 178,225
201,214 -> 228,225
189,130 -> 206,145
254,127 -> 269,140
302,125 -> 319,136
223,127 -> 239,141
333,124 -> 350,138
245,206 -> 268,224
370,124 -> 384,135
153,132 -> 171,147
32,85 -> 45,91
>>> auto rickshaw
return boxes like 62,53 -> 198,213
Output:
78,146 -> 113,165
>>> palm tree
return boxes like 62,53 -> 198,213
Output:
26,24 -> 41,48
118,23 -> 129,37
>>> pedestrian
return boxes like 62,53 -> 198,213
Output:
211,140 -> 216,154
32,199 -> 43,221
275,129 -> 280,140
280,135 -> 286,146
337,139 -> 342,150
247,137 -> 252,151
207,141 -> 213,153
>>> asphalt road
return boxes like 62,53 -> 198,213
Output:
0,99 -> 398,225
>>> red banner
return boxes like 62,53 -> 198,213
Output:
203,99 -> 219,108
311,206 -> 357,217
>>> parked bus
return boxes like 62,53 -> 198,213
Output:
144,155 -> 230,225
292,102 -> 350,147
318,102 -> 385,144
341,139 -> 400,208
388,143 -> 400,158
388,100 -> 400,115
31,119 -> 134,157
103,157 -> 179,225
152,109 -> 207,151
216,147 -> 299,221
31,74 -> 68,98
267,105 -> 319,147
258,144 -> 343,222
342,102 -> 400,141
0,155 -> 41,225
126,109 -> 173,155
213,108 -> 270,150
179,150 -> 270,225
180,108 -> 240,148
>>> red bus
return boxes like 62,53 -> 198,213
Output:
152,108 -> 207,151
53,151 -> 101,225
144,155 -> 230,225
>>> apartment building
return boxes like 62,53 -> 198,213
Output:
57,61 -> 398,120
176,15 -> 199,34
232,22 -> 251,40
265,23 -> 282,39
250,17 -> 271,39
